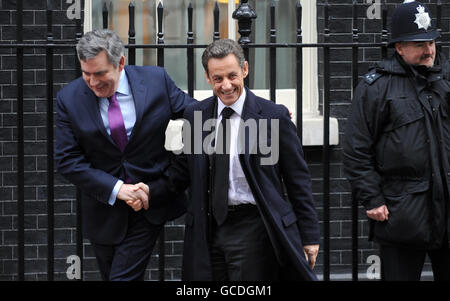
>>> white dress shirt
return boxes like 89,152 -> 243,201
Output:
98,70 -> 136,205
216,89 -> 256,206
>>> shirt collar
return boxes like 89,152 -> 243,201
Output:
116,69 -> 130,96
217,88 -> 246,118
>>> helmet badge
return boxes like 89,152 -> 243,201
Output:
414,5 -> 431,30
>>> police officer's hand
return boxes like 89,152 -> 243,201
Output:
366,205 -> 389,222
303,244 -> 319,269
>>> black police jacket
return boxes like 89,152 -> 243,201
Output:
343,52 -> 450,249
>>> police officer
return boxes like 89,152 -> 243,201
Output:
344,1 -> 450,280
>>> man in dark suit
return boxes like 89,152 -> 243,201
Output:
55,29 -> 195,280
158,39 -> 320,280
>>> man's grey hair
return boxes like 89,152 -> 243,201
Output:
76,29 -> 124,67
202,39 -> 246,74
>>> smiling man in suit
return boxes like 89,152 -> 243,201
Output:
55,29 -> 195,280
159,39 -> 320,280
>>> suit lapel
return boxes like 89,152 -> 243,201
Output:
81,82 -> 116,145
239,88 -> 262,165
199,97 -> 217,178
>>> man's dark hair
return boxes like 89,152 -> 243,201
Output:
202,39 -> 246,74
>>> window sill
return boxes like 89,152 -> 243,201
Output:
164,90 -> 339,151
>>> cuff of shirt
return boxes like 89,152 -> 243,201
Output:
108,179 -> 124,206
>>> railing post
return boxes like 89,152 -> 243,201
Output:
187,3 -> 194,97
232,0 -> 256,88
381,1 -> 388,59
322,0 -> 330,282
128,2 -> 136,66
269,1 -> 276,103
74,6 -> 83,281
16,0 -> 25,282
46,0 -> 55,281
351,0 -> 359,282
213,2 -> 220,41
157,0 -> 165,282
436,0 -> 442,53
102,2 -> 108,29
296,1 -> 303,140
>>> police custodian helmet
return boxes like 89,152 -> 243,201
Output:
389,0 -> 440,45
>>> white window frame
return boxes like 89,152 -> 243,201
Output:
83,0 -> 338,147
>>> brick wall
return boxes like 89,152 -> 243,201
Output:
1,0 -> 85,280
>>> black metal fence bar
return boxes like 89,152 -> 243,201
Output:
46,0 -> 55,281
75,14 -> 84,282
156,2 -> 165,282
351,0 -> 359,282
214,2 -> 220,42
322,0 -> 330,282
187,4 -> 194,98
437,0 -> 442,53
381,3 -> 388,59
296,1 -> 303,141
232,1 -> 255,87
269,2 -> 276,103
16,0 -> 25,282
5,42 -> 450,49
128,3 -> 136,66
103,3 -> 108,29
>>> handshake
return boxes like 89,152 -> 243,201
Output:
117,182 -> 150,211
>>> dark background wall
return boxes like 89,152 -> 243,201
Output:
1,0 -> 450,281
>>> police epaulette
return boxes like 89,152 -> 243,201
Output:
364,71 -> 382,85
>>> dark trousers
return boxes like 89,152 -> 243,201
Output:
91,209 -> 162,281
380,242 -> 450,281
210,204 -> 280,281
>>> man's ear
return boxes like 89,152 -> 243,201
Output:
395,42 -> 403,56
118,55 -> 126,72
242,61 -> 249,78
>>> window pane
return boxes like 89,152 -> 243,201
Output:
90,0 -> 303,90
249,0 -> 298,89
162,0 -> 231,90
91,0 -> 157,67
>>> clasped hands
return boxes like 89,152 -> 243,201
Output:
117,182 -> 150,211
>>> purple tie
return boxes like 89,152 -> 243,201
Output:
107,93 -> 128,152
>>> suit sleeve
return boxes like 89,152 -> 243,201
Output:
147,118 -> 192,207
278,106 -> 320,245
55,92 -> 119,205
147,154 -> 190,206
162,68 -> 196,120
